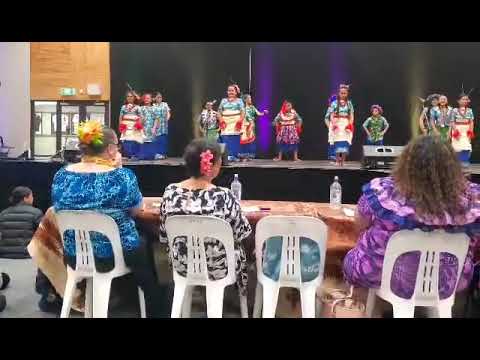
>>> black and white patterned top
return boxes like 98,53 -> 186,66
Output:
159,184 -> 252,295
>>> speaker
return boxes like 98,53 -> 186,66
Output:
362,145 -> 405,169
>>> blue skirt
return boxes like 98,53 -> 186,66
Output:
334,141 -> 350,154
239,141 -> 256,159
279,143 -> 298,153
138,142 -> 156,160
458,150 -> 471,165
122,140 -> 140,158
220,135 -> 240,159
366,139 -> 384,146
328,144 -> 336,160
153,134 -> 168,157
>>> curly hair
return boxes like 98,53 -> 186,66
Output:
392,135 -> 469,218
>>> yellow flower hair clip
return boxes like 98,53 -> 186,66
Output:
78,120 -> 104,148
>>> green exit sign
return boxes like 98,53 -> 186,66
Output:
60,88 -> 76,96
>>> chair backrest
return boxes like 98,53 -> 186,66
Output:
379,229 -> 470,306
55,210 -> 127,276
165,215 -> 237,286
255,215 -> 328,288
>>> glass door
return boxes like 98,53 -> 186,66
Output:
31,101 -> 109,157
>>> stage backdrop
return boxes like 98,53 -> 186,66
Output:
111,42 -> 480,161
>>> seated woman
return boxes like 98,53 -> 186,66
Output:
343,135 -> 480,301
51,120 -> 164,317
159,139 -> 252,297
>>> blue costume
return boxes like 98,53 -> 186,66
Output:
218,98 -> 245,161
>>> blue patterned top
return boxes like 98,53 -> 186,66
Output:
153,102 -> 171,136
52,167 -> 143,259
140,105 -> 157,141
325,99 -> 354,120
218,98 -> 245,113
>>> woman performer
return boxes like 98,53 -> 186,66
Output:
327,84 -> 354,166
418,94 -> 439,135
119,90 -> 143,159
199,100 -> 220,144
363,104 -> 390,145
152,92 -> 171,160
325,94 -> 337,162
451,89 -> 475,166
138,92 -> 158,160
430,94 -> 453,142
239,94 -> 268,161
273,100 -> 303,161
218,84 -> 245,162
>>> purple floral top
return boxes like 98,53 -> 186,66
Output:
343,176 -> 480,299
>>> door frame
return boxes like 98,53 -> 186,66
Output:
31,100 -> 110,157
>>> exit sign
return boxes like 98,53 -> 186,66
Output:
60,88 -> 76,96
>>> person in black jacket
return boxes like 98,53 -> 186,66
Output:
0,186 -> 43,258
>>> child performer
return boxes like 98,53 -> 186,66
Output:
327,84 -> 354,166
119,90 -> 144,159
138,92 -> 158,160
239,94 -> 268,161
218,84 -> 245,162
273,100 -> 303,161
431,94 -> 453,142
451,89 -> 475,166
199,100 -> 219,144
362,104 -> 390,145
418,94 -> 439,135
325,94 -> 337,162
152,92 -> 171,160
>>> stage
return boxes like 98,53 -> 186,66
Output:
2,157 -> 480,212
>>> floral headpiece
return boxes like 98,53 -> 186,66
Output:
78,120 -> 104,148
459,84 -> 474,100
200,150 -> 214,177
370,104 -> 383,115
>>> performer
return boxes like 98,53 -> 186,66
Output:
218,84 -> 245,162
326,84 -> 354,166
152,92 -> 171,160
325,94 -> 337,162
430,94 -> 453,142
451,89 -> 475,166
273,100 -> 303,162
118,90 -> 143,159
418,94 -> 439,135
239,94 -> 268,161
362,104 -> 389,145
138,92 -> 158,160
199,100 -> 220,144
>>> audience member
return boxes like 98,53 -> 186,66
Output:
159,139 -> 252,297
51,120 -> 165,317
343,135 -> 480,300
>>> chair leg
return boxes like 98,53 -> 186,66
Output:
61,276 -> 77,318
181,286 -> 193,318
93,278 -> 112,318
262,281 -> 280,318
392,304 -> 415,318
84,278 -> 93,318
171,282 -> 187,318
365,289 -> 376,318
138,287 -> 146,318
299,286 -> 317,318
253,283 -> 262,318
206,286 -> 225,318
239,294 -> 249,318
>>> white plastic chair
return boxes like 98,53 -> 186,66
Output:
365,229 -> 470,318
165,215 -> 248,318
55,210 -> 146,318
253,216 -> 328,318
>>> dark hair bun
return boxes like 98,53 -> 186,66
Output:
184,139 -> 221,178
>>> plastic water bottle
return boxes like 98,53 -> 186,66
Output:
231,174 -> 242,201
330,176 -> 342,209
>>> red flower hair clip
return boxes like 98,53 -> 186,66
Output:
200,150 -> 214,177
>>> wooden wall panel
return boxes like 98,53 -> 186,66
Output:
30,42 -> 110,101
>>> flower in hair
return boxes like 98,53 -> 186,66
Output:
370,104 -> 383,115
78,120 -> 104,147
200,150 -> 214,177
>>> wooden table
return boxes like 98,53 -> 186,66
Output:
138,198 -> 359,278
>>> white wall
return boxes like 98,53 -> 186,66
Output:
0,42 -> 30,157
